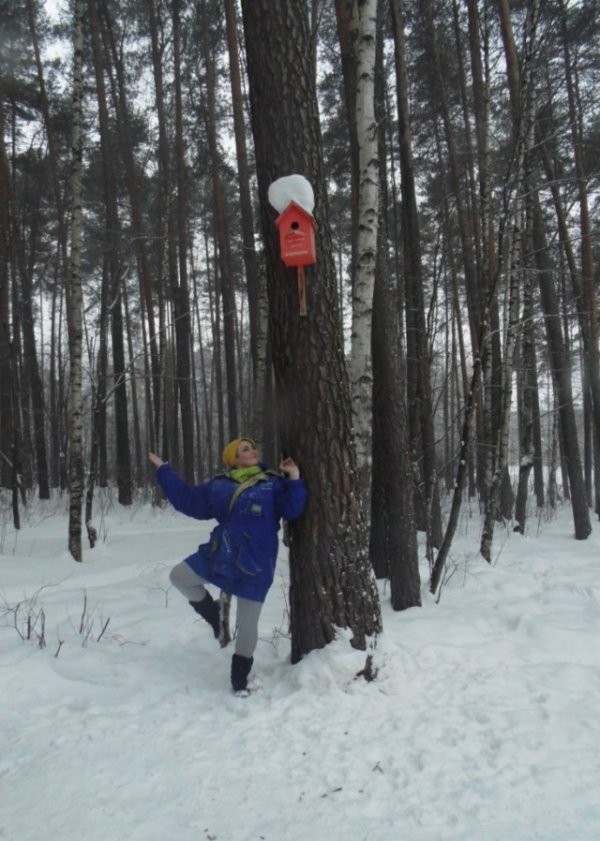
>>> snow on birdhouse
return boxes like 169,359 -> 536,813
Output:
268,174 -> 315,215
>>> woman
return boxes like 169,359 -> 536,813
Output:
149,438 -> 307,694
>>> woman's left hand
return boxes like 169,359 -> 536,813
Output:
279,457 -> 300,480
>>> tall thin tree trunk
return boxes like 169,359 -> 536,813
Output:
533,196 -> 590,538
201,2 -> 238,439
99,0 -> 161,452
349,0 -> 379,501
514,211 -> 540,532
172,0 -> 195,482
334,0 -> 360,286
480,0 -> 540,561
26,0 -> 69,289
480,208 -> 522,560
370,10 -> 420,606
0,98 -> 15,496
9,164 -> 49,500
392,0 -> 442,550
223,0 -> 263,424
67,0 -> 85,562
558,0 -> 600,516
90,0 -> 132,506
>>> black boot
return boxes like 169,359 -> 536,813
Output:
189,591 -> 220,639
231,653 -> 253,693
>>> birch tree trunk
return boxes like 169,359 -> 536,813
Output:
350,0 -> 379,499
67,0 -> 85,562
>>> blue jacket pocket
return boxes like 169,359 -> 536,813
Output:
208,526 -> 235,575
234,534 -> 262,577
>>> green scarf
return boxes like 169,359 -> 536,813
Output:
228,465 -> 264,484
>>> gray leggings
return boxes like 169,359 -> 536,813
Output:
169,561 -> 263,659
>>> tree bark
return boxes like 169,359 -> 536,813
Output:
67,0 -> 85,562
240,0 -> 381,663
370,4 -> 420,606
391,0 -> 442,550
0,97 -> 15,494
99,0 -> 161,451
201,1 -> 239,440
171,0 -> 195,482
514,212 -> 541,532
558,0 -> 600,516
223,0 -> 263,423
349,0 -> 379,499
532,196 -> 590,539
89,0 -> 133,506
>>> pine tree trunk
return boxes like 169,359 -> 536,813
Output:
370,7 -> 420,606
334,0 -> 360,287
481,0 -> 540,561
26,0 -> 69,284
558,0 -> 600,516
9,159 -> 49,499
67,0 -> 85,562
96,261 -> 108,489
0,98 -> 14,493
201,3 -> 239,440
122,279 -> 144,487
48,278 -> 64,489
240,0 -> 381,662
192,249 -> 214,473
514,218 -> 539,532
498,0 -> 548,516
224,0 -> 262,404
421,0 -> 480,353
90,0 -> 133,506
99,0 -> 161,451
172,0 -> 195,482
533,197 -> 590,539
480,210 -> 522,560
391,0 -> 442,550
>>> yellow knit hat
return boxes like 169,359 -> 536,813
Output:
222,437 -> 257,468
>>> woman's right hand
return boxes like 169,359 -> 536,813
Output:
148,452 -> 164,468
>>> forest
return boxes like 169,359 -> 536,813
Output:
1,0 -> 599,658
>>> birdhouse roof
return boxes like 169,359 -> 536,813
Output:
274,201 -> 317,229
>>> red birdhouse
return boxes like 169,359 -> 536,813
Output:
275,201 -> 317,267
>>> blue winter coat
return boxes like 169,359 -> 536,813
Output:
156,464 -> 307,602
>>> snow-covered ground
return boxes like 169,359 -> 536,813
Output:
1,493 -> 599,841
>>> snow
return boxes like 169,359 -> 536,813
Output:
268,174 -> 315,214
1,495 -> 600,841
